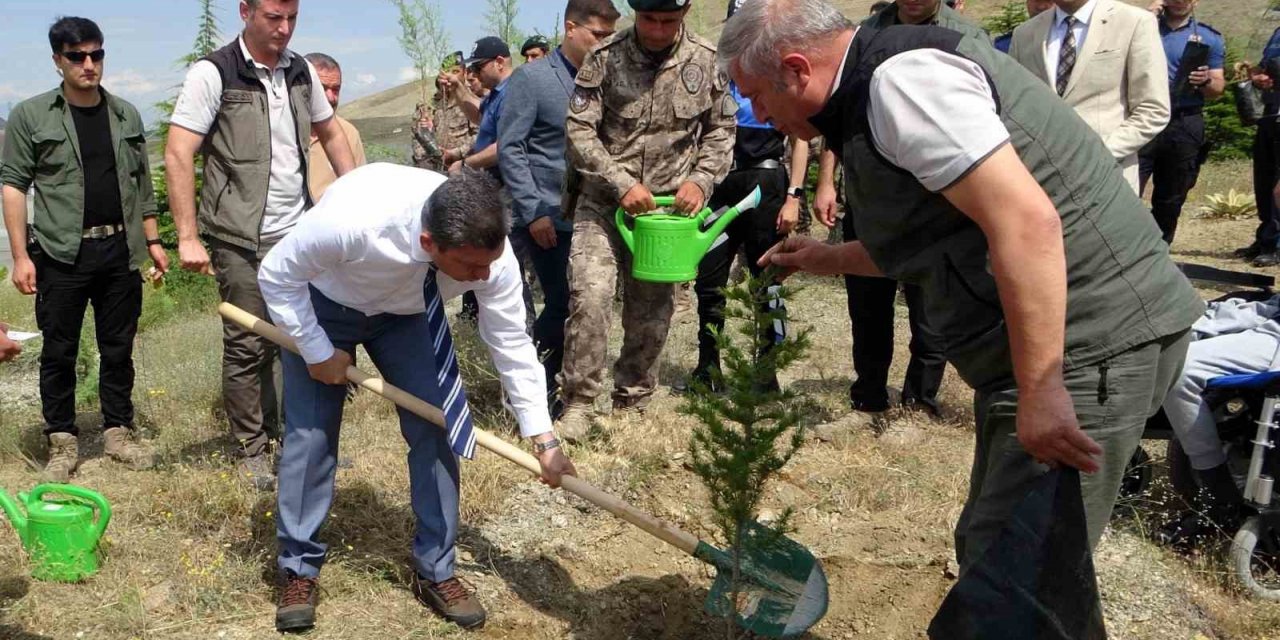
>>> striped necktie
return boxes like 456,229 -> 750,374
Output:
424,265 -> 477,459
1056,15 -> 1078,97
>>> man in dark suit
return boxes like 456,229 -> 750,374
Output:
498,0 -> 620,409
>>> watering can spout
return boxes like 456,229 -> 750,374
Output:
696,185 -> 762,255
0,488 -> 28,544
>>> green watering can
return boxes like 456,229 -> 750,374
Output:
0,484 -> 112,582
616,186 -> 763,283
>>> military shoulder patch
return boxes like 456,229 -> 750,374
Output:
681,63 -> 705,95
570,87 -> 593,114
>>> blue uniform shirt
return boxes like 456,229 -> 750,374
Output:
471,77 -> 509,153
1263,27 -> 1280,111
993,32 -> 1012,54
1158,17 -> 1224,110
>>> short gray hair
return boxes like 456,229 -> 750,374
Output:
305,52 -> 341,73
718,0 -> 853,79
422,170 -> 510,251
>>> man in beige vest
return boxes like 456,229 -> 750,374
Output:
1009,0 -> 1170,192
304,52 -> 365,201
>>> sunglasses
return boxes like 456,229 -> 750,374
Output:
569,21 -> 614,40
61,49 -> 105,63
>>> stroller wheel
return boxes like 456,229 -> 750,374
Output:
1230,516 -> 1280,601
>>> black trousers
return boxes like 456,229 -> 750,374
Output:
34,234 -> 142,435
510,225 -> 573,398
694,166 -> 787,374
1138,111 -> 1205,245
841,211 -> 946,413
1253,116 -> 1280,251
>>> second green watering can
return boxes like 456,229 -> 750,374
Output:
616,186 -> 762,283
0,484 -> 112,582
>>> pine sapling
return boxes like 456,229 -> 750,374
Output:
682,268 -> 811,639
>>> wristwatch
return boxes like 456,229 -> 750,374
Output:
532,437 -> 561,454
786,186 -> 805,200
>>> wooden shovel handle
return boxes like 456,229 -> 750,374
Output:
217,303 -> 701,556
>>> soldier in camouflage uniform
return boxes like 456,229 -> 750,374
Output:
410,102 -> 440,170
557,0 -> 736,440
432,51 -> 479,172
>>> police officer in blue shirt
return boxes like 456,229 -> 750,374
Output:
1241,26 -> 1280,266
685,0 -> 808,391
1137,0 -> 1225,246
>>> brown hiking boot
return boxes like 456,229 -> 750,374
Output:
43,433 -> 79,483
554,403 -> 594,443
276,571 -> 320,632
413,574 -> 486,629
103,427 -> 155,470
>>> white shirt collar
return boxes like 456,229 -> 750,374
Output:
830,28 -> 859,99
238,34 -> 293,72
1054,0 -> 1098,27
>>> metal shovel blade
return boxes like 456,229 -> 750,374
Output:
695,520 -> 829,637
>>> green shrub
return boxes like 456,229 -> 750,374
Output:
983,0 -> 1029,36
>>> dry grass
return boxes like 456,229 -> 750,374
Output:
3,160 -> 1280,638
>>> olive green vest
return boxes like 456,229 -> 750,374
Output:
812,26 -> 1202,392
197,40 -> 314,255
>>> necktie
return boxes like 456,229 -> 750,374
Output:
1056,15 -> 1077,97
424,265 -> 477,459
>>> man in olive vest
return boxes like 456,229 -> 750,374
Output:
165,0 -> 356,489
722,0 -> 1203,573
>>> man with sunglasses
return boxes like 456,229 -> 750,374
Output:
448,37 -> 514,175
165,0 -> 357,490
558,0 -> 736,440
2,17 -> 166,481
498,0 -> 621,417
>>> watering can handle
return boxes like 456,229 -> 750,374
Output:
614,196 -> 679,253
30,484 -> 112,542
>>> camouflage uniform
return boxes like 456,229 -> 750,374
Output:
560,26 -> 736,409
410,103 -> 441,170
425,96 -> 477,172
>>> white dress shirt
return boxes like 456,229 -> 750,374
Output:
1044,0 -> 1098,90
258,163 -> 551,437
171,37 -> 335,242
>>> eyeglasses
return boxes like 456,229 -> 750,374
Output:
60,49 -> 105,63
569,21 -> 615,40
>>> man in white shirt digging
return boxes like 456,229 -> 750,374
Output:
257,163 -> 575,632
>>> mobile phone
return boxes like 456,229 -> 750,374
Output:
1173,41 -> 1211,96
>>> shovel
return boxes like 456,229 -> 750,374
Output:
219,302 -> 827,637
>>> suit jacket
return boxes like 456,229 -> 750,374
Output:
498,50 -> 576,231
1009,0 -> 1169,191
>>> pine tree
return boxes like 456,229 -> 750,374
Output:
682,269 -> 811,639
391,0 -> 449,105
152,0 -> 222,243
982,0 -> 1029,37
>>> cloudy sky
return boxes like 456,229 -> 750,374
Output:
0,0 -> 571,126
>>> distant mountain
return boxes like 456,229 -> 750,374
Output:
0,115 -> 7,131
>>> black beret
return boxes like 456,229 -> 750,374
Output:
628,0 -> 690,12
521,35 -> 550,54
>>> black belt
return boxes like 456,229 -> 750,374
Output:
730,158 -> 783,172
1171,106 -> 1203,118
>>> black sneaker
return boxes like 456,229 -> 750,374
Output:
276,571 -> 320,632
1234,244 -> 1264,260
1254,251 -> 1280,268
